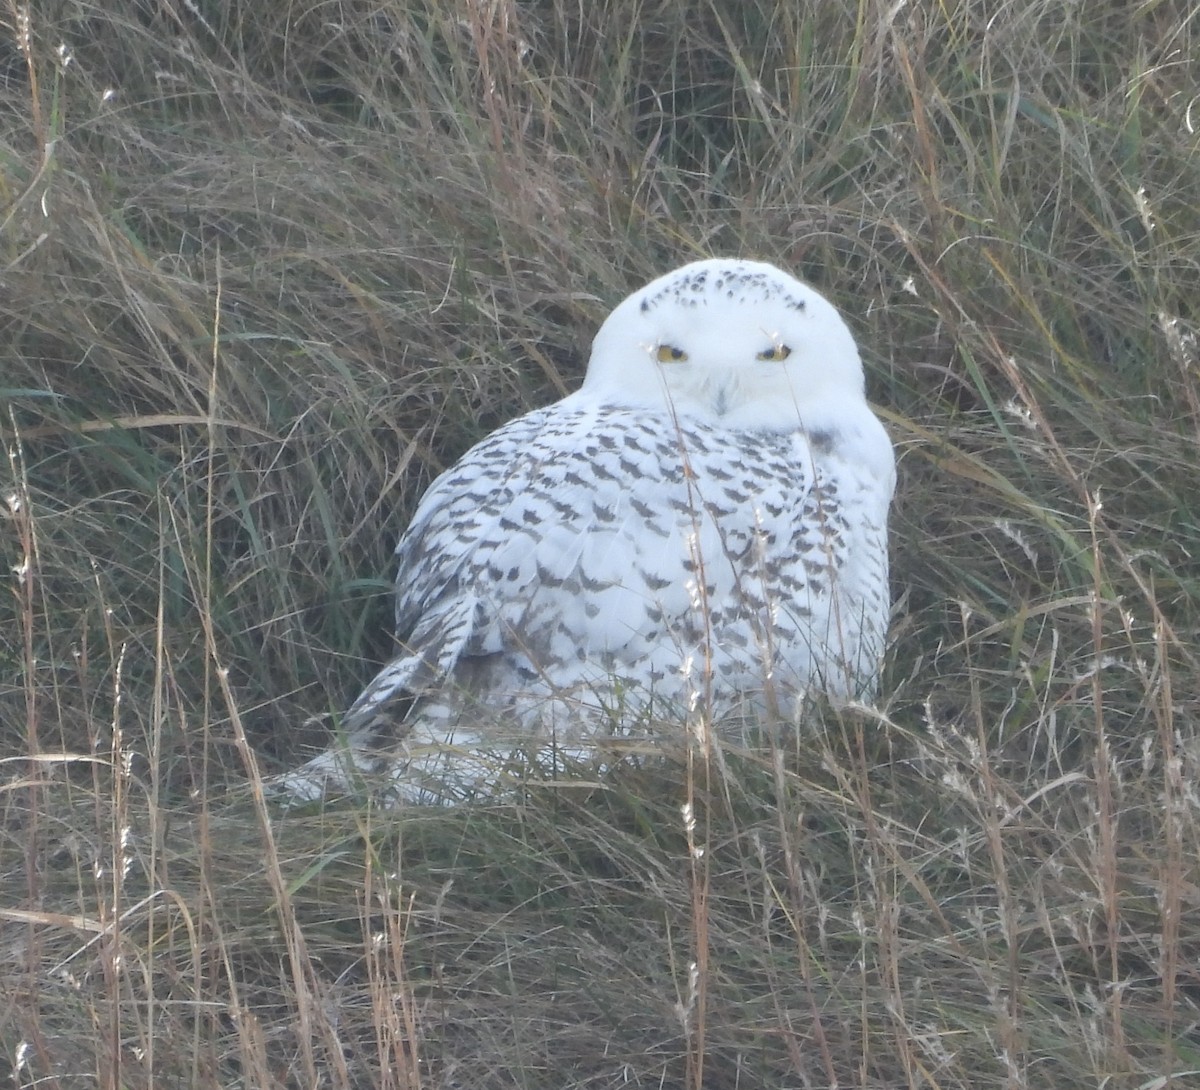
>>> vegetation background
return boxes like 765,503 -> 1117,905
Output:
1,1 -> 1198,1087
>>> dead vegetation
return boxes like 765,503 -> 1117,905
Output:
1,1 -> 1198,1087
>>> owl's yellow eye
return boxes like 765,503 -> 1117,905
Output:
656,344 -> 688,363
756,344 -> 792,362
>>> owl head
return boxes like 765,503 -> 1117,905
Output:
581,258 -> 869,432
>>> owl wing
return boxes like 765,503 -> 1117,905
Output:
340,399 -> 697,736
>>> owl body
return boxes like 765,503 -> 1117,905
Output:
281,259 -> 895,802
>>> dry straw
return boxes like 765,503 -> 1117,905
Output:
1,1 -> 1198,1087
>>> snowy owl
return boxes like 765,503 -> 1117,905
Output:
279,258 -> 894,803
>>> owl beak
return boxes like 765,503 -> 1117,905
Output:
711,377 -> 737,417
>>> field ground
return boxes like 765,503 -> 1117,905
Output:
1,2 -> 1198,1087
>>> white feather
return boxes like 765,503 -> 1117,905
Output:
277,258 -> 895,803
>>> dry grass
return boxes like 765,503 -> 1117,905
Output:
2,0 -> 1199,1087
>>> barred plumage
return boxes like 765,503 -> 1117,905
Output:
279,259 -> 895,803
